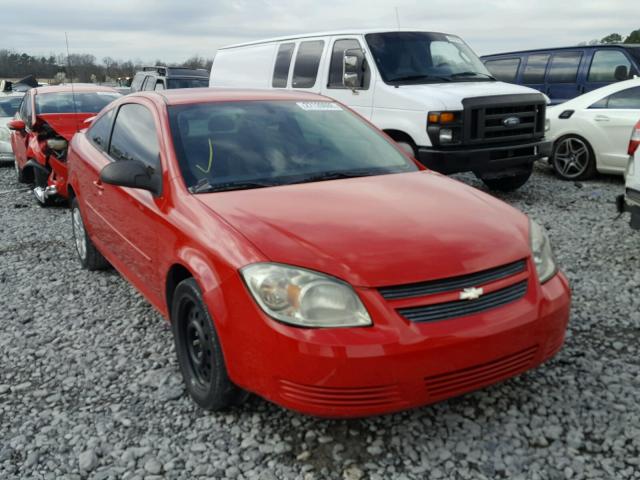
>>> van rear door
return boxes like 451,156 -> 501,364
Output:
320,37 -> 374,119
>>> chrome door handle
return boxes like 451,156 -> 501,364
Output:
92,180 -> 104,191
594,115 -> 610,122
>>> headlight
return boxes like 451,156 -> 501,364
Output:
529,220 -> 557,283
0,126 -> 9,142
241,263 -> 372,328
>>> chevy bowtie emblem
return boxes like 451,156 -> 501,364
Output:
460,287 -> 484,300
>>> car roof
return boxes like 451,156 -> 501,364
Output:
220,28 -> 454,49
150,87 -> 332,105
31,84 -> 120,95
483,44 -> 640,58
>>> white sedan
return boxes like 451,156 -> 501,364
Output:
0,92 -> 24,164
547,78 -> 640,180
618,119 -> 640,229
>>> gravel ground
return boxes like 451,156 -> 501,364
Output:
1,162 -> 639,480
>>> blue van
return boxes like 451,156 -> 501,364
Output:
481,45 -> 640,104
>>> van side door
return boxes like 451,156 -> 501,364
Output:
320,37 -> 375,119
546,51 -> 584,103
584,48 -> 636,94
521,53 -> 550,99
290,39 -> 326,93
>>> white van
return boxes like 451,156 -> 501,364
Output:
210,29 -> 552,191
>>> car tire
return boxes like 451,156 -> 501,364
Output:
71,197 -> 110,271
479,166 -> 533,192
551,135 -> 597,181
172,278 -> 248,411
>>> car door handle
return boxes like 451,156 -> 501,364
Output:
594,115 -> 610,122
92,180 -> 104,191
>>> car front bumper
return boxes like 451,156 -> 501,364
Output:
616,188 -> 640,230
215,268 -> 571,418
417,140 -> 552,175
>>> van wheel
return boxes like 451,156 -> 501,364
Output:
395,141 -> 417,158
172,278 -> 248,411
479,167 -> 533,192
551,135 -> 596,180
71,197 -> 110,270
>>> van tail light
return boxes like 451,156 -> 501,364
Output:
630,120 -> 640,156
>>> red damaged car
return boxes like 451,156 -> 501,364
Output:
9,85 -> 121,205
67,89 -> 571,417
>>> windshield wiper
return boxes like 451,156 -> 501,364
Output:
388,74 -> 451,83
289,169 -> 388,185
449,71 -> 496,81
189,178 -> 278,193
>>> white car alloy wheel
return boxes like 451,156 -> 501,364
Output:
553,137 -> 593,180
72,205 -> 87,261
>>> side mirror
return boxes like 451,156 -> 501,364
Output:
100,160 -> 161,195
7,119 -> 26,131
614,65 -> 629,81
343,48 -> 365,90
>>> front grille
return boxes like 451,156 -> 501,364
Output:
379,260 -> 526,300
627,188 -> 640,205
278,379 -> 403,408
424,346 -> 538,398
463,94 -> 546,145
398,281 -> 528,323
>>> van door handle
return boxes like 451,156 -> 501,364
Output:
594,115 -> 610,122
92,180 -> 105,191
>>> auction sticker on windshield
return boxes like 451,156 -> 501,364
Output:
296,102 -> 342,111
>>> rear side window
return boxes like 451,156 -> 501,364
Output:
522,54 -> 550,83
548,52 -> 582,83
272,43 -> 295,88
606,86 -> 640,109
292,40 -> 325,88
142,76 -> 155,91
155,81 -> 165,91
19,94 -> 31,121
130,73 -> 145,91
484,58 -> 520,83
88,109 -> 115,151
328,39 -> 369,88
588,50 -> 632,82
109,104 -> 160,169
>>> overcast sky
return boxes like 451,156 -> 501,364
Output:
3,0 -> 638,63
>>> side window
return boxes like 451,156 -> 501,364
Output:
19,94 -> 29,120
272,43 -> 295,88
109,104 -> 160,169
484,58 -> 520,83
130,73 -> 145,91
588,50 -> 632,82
141,76 -> 155,91
328,39 -> 369,89
606,86 -> 640,109
548,52 -> 582,83
522,54 -> 550,84
88,109 -> 115,151
154,81 -> 165,91
292,40 -> 325,89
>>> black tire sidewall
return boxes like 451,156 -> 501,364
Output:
551,135 -> 596,181
479,165 -> 533,192
172,278 -> 237,410
71,197 -> 89,268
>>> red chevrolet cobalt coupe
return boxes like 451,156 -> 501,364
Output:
9,85 -> 121,205
67,89 -> 570,417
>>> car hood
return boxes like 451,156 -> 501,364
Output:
196,171 -> 531,288
37,113 -> 94,140
383,81 -> 543,111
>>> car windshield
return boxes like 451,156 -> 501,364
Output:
35,92 -> 121,114
168,100 -> 417,192
167,78 -> 209,89
0,96 -> 23,117
365,32 -> 494,84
